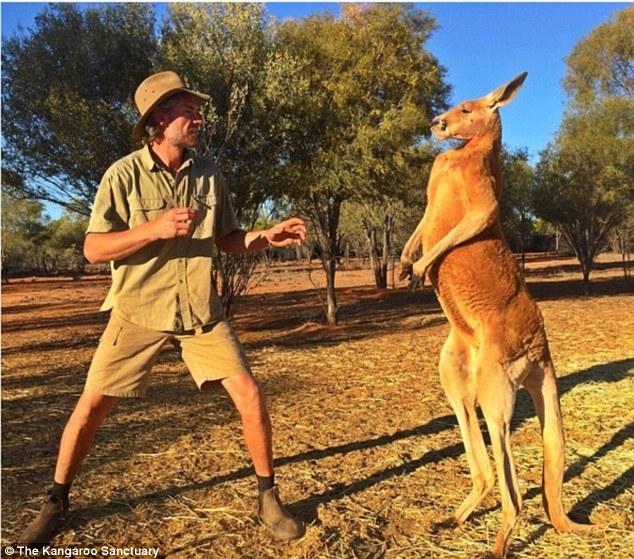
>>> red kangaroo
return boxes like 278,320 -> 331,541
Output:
401,72 -> 593,558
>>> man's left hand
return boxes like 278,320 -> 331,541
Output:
265,218 -> 307,248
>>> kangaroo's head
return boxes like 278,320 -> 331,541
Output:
431,72 -> 527,142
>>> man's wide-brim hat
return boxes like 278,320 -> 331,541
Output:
132,70 -> 210,140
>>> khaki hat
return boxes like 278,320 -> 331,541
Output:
132,70 -> 210,140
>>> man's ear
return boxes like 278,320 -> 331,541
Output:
485,72 -> 528,110
151,109 -> 166,127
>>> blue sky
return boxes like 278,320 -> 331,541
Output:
1,2 -> 628,164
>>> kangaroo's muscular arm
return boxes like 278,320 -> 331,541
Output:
412,180 -> 499,277
399,209 -> 428,279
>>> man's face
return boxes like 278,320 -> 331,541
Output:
155,93 -> 204,148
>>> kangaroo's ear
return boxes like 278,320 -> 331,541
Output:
485,72 -> 527,110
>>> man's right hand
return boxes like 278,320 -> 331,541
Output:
150,207 -> 198,240
84,207 -> 199,264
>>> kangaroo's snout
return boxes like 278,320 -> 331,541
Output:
431,117 -> 446,131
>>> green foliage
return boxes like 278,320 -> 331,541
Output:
1,193 -> 50,250
1,3 -> 157,215
159,3 -> 299,315
2,193 -> 49,276
534,103 -> 633,290
274,3 -> 449,320
277,4 -> 447,204
564,7 -> 634,108
47,212 -> 89,252
500,146 -> 537,256
535,104 -> 633,232
160,3 -> 293,225
1,192 -> 89,278
533,6 -> 633,293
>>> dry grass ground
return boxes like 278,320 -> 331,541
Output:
2,253 -> 633,558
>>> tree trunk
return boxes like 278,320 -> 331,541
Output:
310,197 -> 342,325
391,256 -> 396,289
324,255 -> 338,325
563,224 -> 595,296
616,230 -> 630,280
367,233 -> 376,275
520,233 -> 527,273
366,229 -> 386,289
579,244 -> 593,296
380,214 -> 393,289
363,216 -> 390,290
582,267 -> 591,296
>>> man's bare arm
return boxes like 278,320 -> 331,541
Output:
84,207 -> 198,263
216,218 -> 307,255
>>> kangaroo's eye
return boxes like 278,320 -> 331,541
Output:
461,107 -> 472,114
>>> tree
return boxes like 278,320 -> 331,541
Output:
1,190 -> 91,279
276,3 -> 449,323
159,3 -> 298,316
534,105 -> 633,294
500,146 -> 536,271
609,208 -> 634,281
1,193 -> 50,278
46,212 -> 90,278
533,7 -> 634,294
563,7 -> 633,109
2,3 -> 157,215
339,147 -> 434,289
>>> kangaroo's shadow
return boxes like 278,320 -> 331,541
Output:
466,420 -> 633,523
295,358 -> 634,526
63,357 -> 632,546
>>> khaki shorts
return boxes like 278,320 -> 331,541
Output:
85,312 -> 252,397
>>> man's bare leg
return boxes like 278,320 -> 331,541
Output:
20,391 -> 117,545
54,391 -> 118,483
221,373 -> 273,476
221,372 -> 304,540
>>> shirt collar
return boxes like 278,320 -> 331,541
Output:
141,145 -> 195,173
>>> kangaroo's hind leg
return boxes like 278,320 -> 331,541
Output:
522,359 -> 593,533
476,351 -> 524,559
439,330 -> 495,525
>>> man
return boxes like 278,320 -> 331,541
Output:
21,71 -> 307,545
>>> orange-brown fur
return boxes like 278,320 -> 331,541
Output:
401,73 -> 592,558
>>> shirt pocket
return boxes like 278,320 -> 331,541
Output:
193,194 -> 217,238
128,197 -> 168,227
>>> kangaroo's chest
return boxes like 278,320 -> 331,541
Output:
422,153 -> 492,250
420,148 -> 534,341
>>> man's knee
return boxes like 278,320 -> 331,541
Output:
223,373 -> 265,415
69,391 -> 116,430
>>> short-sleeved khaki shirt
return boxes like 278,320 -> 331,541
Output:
87,146 -> 239,332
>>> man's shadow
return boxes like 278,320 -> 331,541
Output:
66,357 -> 632,549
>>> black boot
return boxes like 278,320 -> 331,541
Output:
257,486 -> 305,540
20,492 -> 68,545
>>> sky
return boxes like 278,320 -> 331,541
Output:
1,1 -> 629,214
